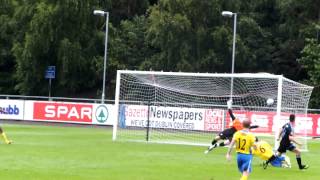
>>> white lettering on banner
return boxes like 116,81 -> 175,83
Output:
57,106 -> 68,117
295,117 -> 313,134
81,108 -> 92,119
251,114 -> 269,128
125,105 -> 148,119
45,105 -> 91,119
204,109 -> 224,131
130,120 -> 146,127
45,106 -> 55,118
68,107 -> 79,118
272,115 -> 288,131
124,105 -> 205,130
234,113 -> 249,122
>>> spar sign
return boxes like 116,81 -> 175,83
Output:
32,101 -> 115,125
33,102 -> 93,122
120,105 -> 224,131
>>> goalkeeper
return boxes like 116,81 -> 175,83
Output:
205,100 -> 258,154
253,138 -> 291,169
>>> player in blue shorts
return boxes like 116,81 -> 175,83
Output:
226,120 -> 256,180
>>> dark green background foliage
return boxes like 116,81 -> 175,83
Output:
0,0 -> 319,107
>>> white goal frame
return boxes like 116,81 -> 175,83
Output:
113,70 -> 313,150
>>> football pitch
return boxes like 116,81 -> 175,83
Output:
0,123 -> 318,180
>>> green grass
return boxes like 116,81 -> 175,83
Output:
0,123 -> 319,180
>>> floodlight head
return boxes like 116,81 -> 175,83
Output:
222,11 -> 234,17
93,10 -> 106,16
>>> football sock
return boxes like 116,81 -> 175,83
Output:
240,175 -> 248,180
266,155 -> 276,164
296,155 -> 302,169
219,142 -> 225,147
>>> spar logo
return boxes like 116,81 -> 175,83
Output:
95,105 -> 108,123
33,102 -> 93,122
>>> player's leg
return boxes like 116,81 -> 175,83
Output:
210,135 -> 222,147
218,139 -> 231,147
204,134 -> 222,154
205,129 -> 231,154
263,154 -> 276,169
269,141 -> 287,169
290,146 -> 308,170
205,127 -> 236,154
282,155 -> 291,168
238,154 -> 252,180
269,156 -> 284,168
0,127 -> 12,144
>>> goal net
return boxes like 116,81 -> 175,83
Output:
113,70 -> 313,150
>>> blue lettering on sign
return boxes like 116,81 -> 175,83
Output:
0,105 -> 20,115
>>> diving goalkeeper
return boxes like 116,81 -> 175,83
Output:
205,100 -> 258,154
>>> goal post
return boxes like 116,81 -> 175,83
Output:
113,70 -> 313,149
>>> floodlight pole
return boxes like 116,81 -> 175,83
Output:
94,10 -> 109,103
222,11 -> 237,101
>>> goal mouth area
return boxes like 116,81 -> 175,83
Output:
115,132 -> 309,151
113,70 -> 313,152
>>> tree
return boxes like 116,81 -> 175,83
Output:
271,0 -> 320,80
299,38 -> 320,108
13,0 -> 102,96
0,0 -> 17,93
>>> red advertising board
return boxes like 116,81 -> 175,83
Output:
33,102 -> 93,123
224,110 -> 320,136
203,109 -> 224,131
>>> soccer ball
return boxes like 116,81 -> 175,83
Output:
266,98 -> 274,105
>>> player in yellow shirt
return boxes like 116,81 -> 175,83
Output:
226,120 -> 256,180
0,109 -> 12,144
252,138 -> 291,168
252,139 -> 274,161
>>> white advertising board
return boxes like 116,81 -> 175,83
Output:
0,99 -> 24,120
119,105 -> 225,131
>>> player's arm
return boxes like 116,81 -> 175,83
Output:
228,109 -> 236,121
277,127 -> 283,141
227,100 -> 236,121
249,125 -> 259,129
226,137 -> 236,161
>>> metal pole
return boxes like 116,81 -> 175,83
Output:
49,78 -> 52,99
101,12 -> 109,103
146,101 -> 151,142
230,13 -> 237,100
